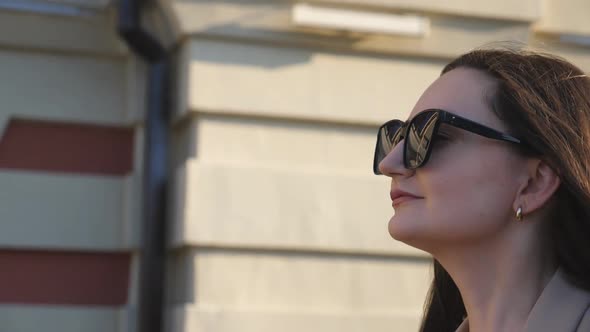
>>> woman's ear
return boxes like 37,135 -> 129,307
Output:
513,159 -> 560,217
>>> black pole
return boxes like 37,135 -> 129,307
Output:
117,1 -> 171,332
136,60 -> 169,332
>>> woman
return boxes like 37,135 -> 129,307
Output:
373,47 -> 590,331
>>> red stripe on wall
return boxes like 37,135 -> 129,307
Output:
0,250 -> 131,306
0,119 -> 134,175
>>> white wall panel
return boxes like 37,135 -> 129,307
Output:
184,39 -> 442,125
0,305 -> 122,332
0,171 -> 139,250
535,0 -> 590,35
0,50 -> 130,136
168,305 -> 422,332
0,11 -> 127,56
176,114 -> 378,171
170,249 -> 430,311
171,161 -> 425,257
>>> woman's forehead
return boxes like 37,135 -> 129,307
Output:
408,67 -> 501,128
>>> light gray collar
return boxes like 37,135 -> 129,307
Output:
455,268 -> 590,332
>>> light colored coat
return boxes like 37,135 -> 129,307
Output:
455,269 -> 590,332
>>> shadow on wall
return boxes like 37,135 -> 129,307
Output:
170,112 -> 380,170
182,0 -> 385,69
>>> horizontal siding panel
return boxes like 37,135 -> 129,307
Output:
0,305 -> 131,332
0,11 -> 127,56
171,161 -> 424,257
173,2 -> 530,60
0,49 -> 129,135
316,0 -> 541,21
0,250 -> 130,305
0,171 -> 138,250
184,39 -> 442,125
168,304 -> 423,332
534,0 -> 590,35
174,114 -> 378,171
167,249 -> 430,311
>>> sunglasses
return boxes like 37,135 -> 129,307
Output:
373,109 -> 525,174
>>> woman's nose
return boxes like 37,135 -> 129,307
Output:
378,140 -> 411,177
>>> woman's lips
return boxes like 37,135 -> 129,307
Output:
390,190 -> 421,208
391,195 -> 420,207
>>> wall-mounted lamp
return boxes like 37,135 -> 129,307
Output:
292,3 -> 429,37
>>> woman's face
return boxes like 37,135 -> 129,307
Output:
379,67 -> 527,253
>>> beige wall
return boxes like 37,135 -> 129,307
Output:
0,14 -> 142,247
1,0 -> 590,331
164,1 -> 590,332
0,8 -> 143,332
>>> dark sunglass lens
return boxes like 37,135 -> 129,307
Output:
374,120 -> 403,174
405,111 -> 439,168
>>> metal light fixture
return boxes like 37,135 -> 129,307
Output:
292,3 -> 429,37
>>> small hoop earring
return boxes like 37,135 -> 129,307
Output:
516,207 -> 523,221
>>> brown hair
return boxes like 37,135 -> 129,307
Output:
420,47 -> 590,332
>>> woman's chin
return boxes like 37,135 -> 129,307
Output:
389,214 -> 415,240
388,214 -> 428,248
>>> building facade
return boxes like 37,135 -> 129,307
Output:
1,1 -> 589,331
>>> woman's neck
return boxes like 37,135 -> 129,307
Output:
434,225 -> 557,332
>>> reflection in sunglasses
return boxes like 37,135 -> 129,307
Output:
408,113 -> 438,167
